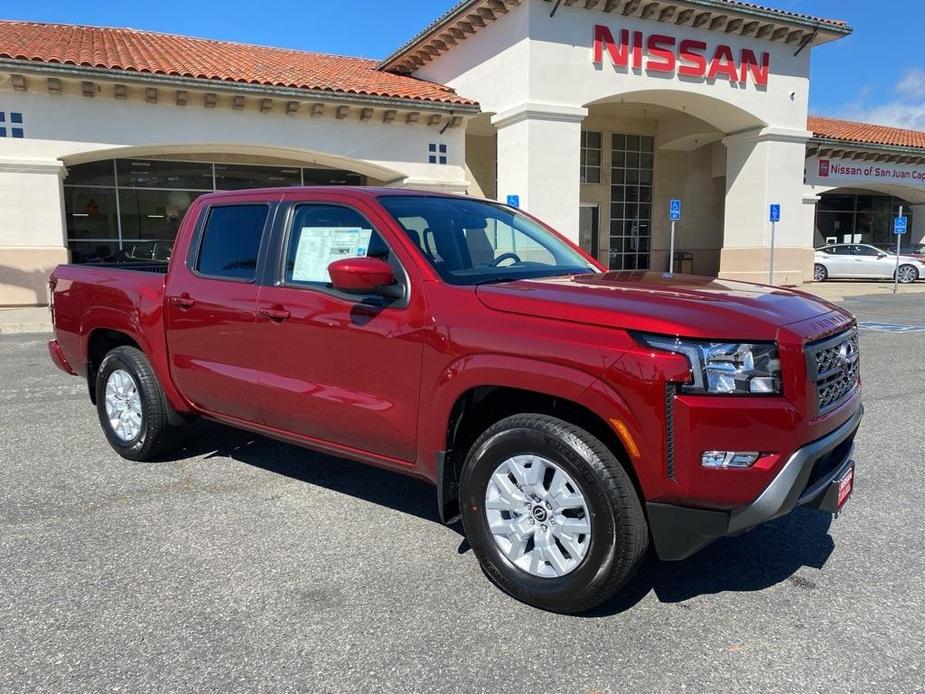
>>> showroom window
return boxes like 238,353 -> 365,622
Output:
609,133 -> 654,271
815,193 -> 914,247
580,131 -> 602,184
63,158 -> 367,264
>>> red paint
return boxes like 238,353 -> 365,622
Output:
50,187 -> 860,516
328,257 -> 394,293
593,24 -> 770,86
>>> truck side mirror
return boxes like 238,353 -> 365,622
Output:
328,257 -> 401,298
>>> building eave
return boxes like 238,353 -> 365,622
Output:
0,58 -> 482,114
378,0 -> 851,75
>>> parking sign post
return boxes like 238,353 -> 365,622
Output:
668,199 -> 681,273
768,204 -> 780,284
893,206 -> 907,295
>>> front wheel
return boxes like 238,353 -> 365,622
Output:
459,414 -> 648,613
96,346 -> 179,461
896,264 -> 919,284
814,263 -> 828,282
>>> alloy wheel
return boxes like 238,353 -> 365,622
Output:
104,369 -> 143,441
484,455 -> 592,578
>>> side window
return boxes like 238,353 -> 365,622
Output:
831,246 -> 851,255
285,204 -> 396,286
855,245 -> 880,256
196,205 -> 268,281
819,246 -> 833,255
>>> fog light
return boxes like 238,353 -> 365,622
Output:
702,451 -> 760,468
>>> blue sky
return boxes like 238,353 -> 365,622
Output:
6,0 -> 924,129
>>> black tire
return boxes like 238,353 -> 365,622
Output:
459,414 -> 648,613
896,264 -> 919,284
814,263 -> 828,282
95,346 -> 179,461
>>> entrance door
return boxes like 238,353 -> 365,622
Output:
578,204 -> 600,264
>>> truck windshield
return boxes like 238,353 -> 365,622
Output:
379,195 -> 595,285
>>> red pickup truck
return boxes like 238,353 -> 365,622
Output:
48,187 -> 862,613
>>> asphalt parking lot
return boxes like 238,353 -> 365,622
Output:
2,293 -> 924,693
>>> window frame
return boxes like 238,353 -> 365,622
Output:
272,201 -> 411,307
187,202 -> 275,284
580,130 -> 602,185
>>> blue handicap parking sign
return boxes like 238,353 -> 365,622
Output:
894,216 -> 908,235
669,198 -> 681,221
506,194 -> 520,208
769,204 -> 781,222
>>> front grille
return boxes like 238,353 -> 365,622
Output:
806,327 -> 860,415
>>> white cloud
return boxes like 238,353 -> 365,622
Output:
828,68 -> 925,130
897,68 -> 925,101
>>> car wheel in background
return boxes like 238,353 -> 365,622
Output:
814,264 -> 828,282
459,413 -> 648,614
896,264 -> 919,284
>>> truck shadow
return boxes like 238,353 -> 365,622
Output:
166,419 -> 835,616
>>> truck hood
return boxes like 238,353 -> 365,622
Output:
475,271 -> 845,341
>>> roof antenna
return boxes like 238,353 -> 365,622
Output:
550,0 -> 563,17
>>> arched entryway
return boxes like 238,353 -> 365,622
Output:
579,90 -> 767,274
60,144 -> 402,264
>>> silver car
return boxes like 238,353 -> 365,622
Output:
814,243 -> 925,283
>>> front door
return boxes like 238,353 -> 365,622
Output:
165,199 -> 276,422
579,204 -> 600,264
254,199 -> 424,464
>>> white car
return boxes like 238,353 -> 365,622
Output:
814,243 -> 924,283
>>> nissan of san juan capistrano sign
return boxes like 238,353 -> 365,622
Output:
807,157 -> 925,187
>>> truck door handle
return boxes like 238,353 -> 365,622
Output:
170,294 -> 196,309
258,306 -> 291,322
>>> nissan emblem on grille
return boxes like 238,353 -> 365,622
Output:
807,327 -> 860,415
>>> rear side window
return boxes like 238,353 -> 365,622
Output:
196,205 -> 268,280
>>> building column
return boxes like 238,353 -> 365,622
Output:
491,103 -> 587,242
909,204 -> 925,245
0,157 -> 68,306
719,127 -> 814,285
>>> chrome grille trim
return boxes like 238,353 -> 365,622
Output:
806,326 -> 860,415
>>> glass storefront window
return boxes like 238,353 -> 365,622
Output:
64,187 -> 119,240
62,158 -> 368,264
67,240 -> 121,264
65,159 -> 116,187
609,133 -> 654,270
117,159 -> 213,189
215,164 -> 301,190
815,192 -> 914,247
119,189 -> 204,241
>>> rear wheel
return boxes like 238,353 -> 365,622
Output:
896,264 -> 919,284
459,414 -> 648,613
814,263 -> 828,282
96,346 -> 179,461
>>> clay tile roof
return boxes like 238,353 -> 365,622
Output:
808,115 -> 925,151
0,20 -> 478,107
716,1 -> 849,28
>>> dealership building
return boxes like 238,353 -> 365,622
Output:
1,0 -> 924,306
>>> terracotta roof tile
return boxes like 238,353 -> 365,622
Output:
808,115 -> 925,151
0,20 -> 477,107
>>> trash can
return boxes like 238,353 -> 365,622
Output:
672,251 -> 694,274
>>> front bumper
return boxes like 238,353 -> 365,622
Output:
646,403 -> 862,561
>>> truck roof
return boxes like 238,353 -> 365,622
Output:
199,186 -> 475,202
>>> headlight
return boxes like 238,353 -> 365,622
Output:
640,335 -> 781,394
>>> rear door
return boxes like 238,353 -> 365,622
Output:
254,195 -> 425,463
165,196 -> 277,422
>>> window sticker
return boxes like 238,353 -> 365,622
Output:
291,226 -> 373,283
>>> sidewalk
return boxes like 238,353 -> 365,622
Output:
0,306 -> 52,334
